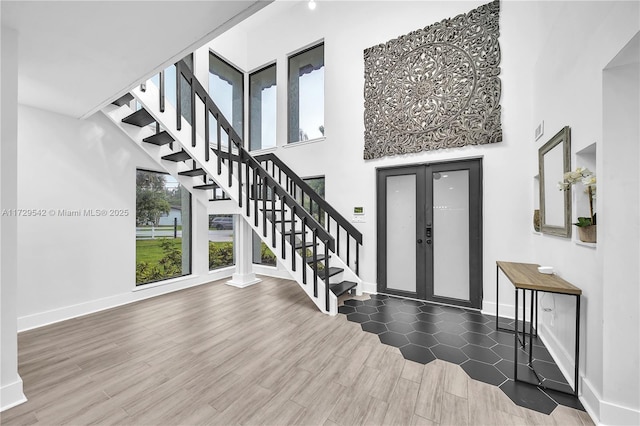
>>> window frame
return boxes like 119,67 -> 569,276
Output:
249,62 -> 277,152
287,42 -> 325,144
208,50 -> 245,141
135,168 -> 192,286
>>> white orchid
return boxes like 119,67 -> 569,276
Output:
559,166 -> 597,226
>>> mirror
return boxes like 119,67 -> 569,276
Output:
539,126 -> 571,237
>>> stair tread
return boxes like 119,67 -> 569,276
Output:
162,150 -> 191,162
193,183 -> 219,190
294,241 -> 317,250
122,108 -> 155,127
178,168 -> 206,177
143,131 -> 174,146
330,281 -> 358,297
112,93 -> 134,107
317,267 -> 344,280
306,254 -> 328,263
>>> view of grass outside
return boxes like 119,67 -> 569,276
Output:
253,231 -> 277,266
136,170 -> 191,285
209,214 -> 235,270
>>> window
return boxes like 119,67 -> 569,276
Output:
209,52 -> 244,138
297,176 -> 325,226
252,231 -> 277,266
150,53 -> 193,124
288,43 -> 324,143
136,170 -> 191,285
249,64 -> 277,151
209,214 -> 235,270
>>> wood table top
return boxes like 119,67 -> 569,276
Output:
497,261 -> 582,295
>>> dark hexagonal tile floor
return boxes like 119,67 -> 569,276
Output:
340,294 -> 584,416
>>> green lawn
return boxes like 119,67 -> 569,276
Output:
136,238 -> 182,264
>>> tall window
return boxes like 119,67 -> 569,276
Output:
288,43 -> 324,143
297,176 -> 326,226
136,170 -> 191,285
209,214 -> 235,270
209,53 -> 244,138
150,53 -> 193,124
249,64 -> 277,151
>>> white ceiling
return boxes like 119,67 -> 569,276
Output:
1,1 -> 272,118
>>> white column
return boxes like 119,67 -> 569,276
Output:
1,26 -> 27,411
226,215 -> 261,288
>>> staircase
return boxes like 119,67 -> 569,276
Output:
103,60 -> 362,315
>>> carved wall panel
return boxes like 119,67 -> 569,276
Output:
363,0 -> 502,160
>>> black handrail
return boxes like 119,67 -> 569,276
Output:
255,153 -> 362,276
156,60 -> 335,310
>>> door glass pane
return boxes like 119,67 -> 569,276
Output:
386,174 -> 416,293
432,170 -> 470,300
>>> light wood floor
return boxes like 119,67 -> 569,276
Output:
2,276 -> 593,426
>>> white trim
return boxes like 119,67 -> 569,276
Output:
132,273 -> 200,292
600,399 -> 640,426
481,300 -> 516,320
248,146 -> 277,156
283,136 -> 326,148
581,377 -> 601,425
0,378 -> 26,412
361,280 -> 377,295
226,273 -> 261,288
17,272 -> 232,332
252,264 -> 293,279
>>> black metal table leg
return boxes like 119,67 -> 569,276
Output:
514,288 -> 519,382
529,289 -> 534,364
574,294 -> 581,396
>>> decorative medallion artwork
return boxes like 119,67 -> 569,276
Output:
363,0 -> 502,159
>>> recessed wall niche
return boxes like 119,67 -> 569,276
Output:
363,0 -> 503,160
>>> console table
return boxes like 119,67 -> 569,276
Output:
496,261 -> 582,396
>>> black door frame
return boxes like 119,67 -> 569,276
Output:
376,158 -> 483,309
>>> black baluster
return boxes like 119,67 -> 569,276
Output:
159,70 -> 165,113
325,243 -> 330,312
302,217 -> 307,285
216,119 -> 221,175
271,186 -> 276,247
205,106 -> 210,162
290,206 -> 296,272
312,228 -> 318,297
191,80 -> 196,147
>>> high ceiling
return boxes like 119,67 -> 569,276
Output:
1,1 -> 272,118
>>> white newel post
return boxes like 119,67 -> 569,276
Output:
226,215 -> 261,288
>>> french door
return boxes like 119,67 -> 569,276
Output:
377,159 -> 483,309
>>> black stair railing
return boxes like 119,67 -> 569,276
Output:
150,60 -> 336,311
254,153 -> 362,276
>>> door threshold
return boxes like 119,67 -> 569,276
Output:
376,292 -> 482,312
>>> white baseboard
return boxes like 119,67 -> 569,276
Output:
600,400 -> 640,426
361,281 -> 377,294
581,377 -> 601,424
252,264 -> 293,280
481,300 -> 516,319
0,377 -> 26,412
17,272 -> 232,332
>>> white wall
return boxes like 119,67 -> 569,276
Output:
207,0 -> 540,308
601,40 -> 639,424
205,0 -> 640,423
1,25 -> 27,412
530,2 -> 639,424
16,105 -> 233,331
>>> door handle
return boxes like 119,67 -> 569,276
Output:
417,239 -> 423,244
